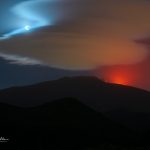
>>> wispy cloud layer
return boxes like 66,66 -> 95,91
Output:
0,52 -> 44,65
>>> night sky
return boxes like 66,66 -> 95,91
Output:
0,0 -> 150,91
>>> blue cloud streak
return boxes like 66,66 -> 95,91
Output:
0,0 -> 51,40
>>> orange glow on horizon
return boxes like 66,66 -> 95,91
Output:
95,66 -> 136,86
94,59 -> 150,91
109,76 -> 129,85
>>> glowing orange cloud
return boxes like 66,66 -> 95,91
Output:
0,0 -> 150,69
95,66 -> 138,86
94,52 -> 150,91
108,74 -> 129,85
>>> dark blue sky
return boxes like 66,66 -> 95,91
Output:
0,57 -> 91,89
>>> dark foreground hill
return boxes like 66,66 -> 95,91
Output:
0,98 -> 136,150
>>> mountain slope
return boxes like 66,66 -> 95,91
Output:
0,76 -> 150,113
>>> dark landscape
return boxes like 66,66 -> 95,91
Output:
1,0 -> 150,149
0,76 -> 150,149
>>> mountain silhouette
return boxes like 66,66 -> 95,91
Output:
0,76 -> 150,149
0,76 -> 150,112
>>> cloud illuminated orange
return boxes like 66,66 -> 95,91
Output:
0,0 -> 150,69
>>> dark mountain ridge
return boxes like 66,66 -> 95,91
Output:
0,76 -> 150,149
0,76 -> 150,132
0,76 -> 150,113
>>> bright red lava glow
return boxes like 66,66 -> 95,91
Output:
94,56 -> 150,91
95,66 -> 136,86
108,75 -> 129,85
